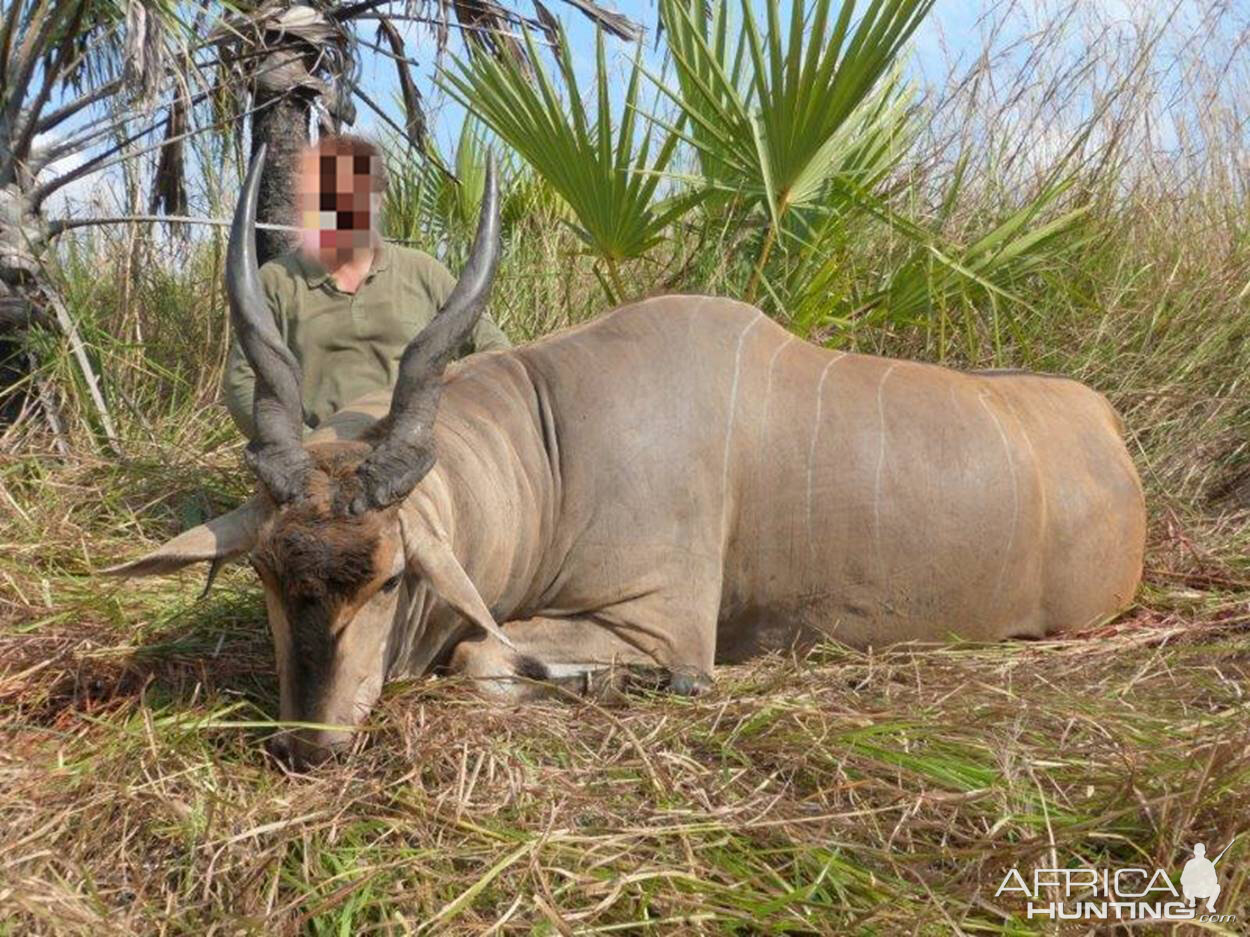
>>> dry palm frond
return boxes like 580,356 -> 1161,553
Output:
377,16 -> 426,151
559,0 -> 639,41
148,77 -> 190,229
211,1 -> 356,125
531,0 -> 563,52
452,0 -> 525,60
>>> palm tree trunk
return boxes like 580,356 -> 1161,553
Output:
250,86 -> 309,266
0,291 -> 32,426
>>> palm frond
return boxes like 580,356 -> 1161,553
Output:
656,0 -> 934,299
788,175 -> 1089,348
440,24 -> 694,301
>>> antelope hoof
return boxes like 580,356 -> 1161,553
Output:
667,668 -> 712,697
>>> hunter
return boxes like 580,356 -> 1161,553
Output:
223,134 -> 510,439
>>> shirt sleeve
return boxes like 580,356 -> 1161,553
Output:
471,311 -> 512,352
223,261 -> 291,440
424,252 -> 512,353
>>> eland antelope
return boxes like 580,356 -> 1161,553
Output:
110,149 -> 1147,767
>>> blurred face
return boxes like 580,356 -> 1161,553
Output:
296,143 -> 383,268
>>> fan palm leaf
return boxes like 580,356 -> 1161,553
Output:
655,0 -> 934,299
440,23 -> 697,302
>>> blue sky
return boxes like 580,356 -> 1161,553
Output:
39,1 -> 994,217
327,0 -> 1246,191
44,0 -> 1217,219
358,0 -> 987,157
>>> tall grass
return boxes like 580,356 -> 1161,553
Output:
1,0 -> 1248,932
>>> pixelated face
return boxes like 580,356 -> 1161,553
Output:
296,143 -> 382,261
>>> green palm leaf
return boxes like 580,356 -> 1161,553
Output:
787,174 -> 1090,352
656,0 -> 935,299
440,24 -> 695,302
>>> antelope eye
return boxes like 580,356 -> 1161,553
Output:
380,574 -> 402,594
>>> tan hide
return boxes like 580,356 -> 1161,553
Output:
347,294 -> 1147,680
109,295 -> 1147,702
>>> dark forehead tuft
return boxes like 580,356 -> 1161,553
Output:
265,510 -> 380,600
259,444 -> 389,600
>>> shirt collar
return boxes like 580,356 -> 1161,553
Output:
370,242 -> 392,274
297,252 -> 331,289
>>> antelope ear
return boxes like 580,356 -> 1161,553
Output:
399,506 -> 516,651
105,498 -> 267,577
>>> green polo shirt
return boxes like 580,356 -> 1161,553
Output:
223,243 -> 510,438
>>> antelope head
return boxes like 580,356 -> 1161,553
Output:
108,147 -> 511,768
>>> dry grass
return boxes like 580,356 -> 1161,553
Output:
0,429 -> 1248,933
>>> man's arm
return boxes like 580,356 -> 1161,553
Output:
222,263 -> 292,440
223,336 -> 258,440
470,312 -> 511,352
423,251 -> 511,353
